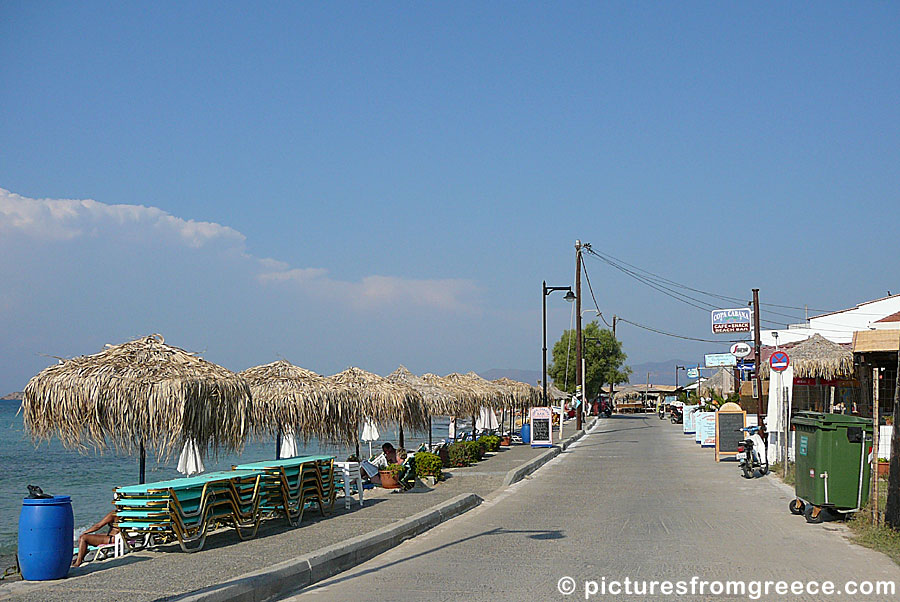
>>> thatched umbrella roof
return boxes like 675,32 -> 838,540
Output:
328,367 -> 428,438
420,373 -> 480,417
442,372 -> 506,409
759,334 -> 854,380
240,360 -> 355,444
493,377 -> 541,406
22,334 -> 251,460
386,366 -> 460,417
545,383 -> 570,401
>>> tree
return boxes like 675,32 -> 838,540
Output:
547,321 -> 631,399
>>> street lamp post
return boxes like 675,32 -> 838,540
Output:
675,365 -> 686,390
543,281 -> 576,408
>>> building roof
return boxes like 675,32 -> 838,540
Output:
852,329 -> 900,353
875,311 -> 900,323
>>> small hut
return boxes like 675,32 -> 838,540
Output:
21,335 -> 252,483
760,334 -> 856,413
700,368 -> 737,397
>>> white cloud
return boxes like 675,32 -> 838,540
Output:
0,187 -> 480,313
0,188 -> 245,248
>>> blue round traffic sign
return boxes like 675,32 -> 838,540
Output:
769,350 -> 790,372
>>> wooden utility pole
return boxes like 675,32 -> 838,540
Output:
575,240 -> 584,431
752,289 -> 763,426
608,316 -> 617,411
872,368 -> 881,525
885,337 -> 900,529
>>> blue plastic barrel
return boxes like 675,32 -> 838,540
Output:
521,423 -> 531,444
18,495 -> 73,580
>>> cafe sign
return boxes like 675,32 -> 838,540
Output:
711,308 -> 752,334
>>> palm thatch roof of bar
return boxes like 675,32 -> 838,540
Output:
493,377 -> 541,405
387,366 -> 460,417
759,334 -> 854,380
240,360 -> 355,443
700,367 -> 737,396
329,367 -> 428,437
420,373 -> 481,417
22,334 -> 251,460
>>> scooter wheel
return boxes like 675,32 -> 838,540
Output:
789,499 -> 804,515
804,504 -> 826,524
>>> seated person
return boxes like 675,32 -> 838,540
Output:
360,442 -> 398,486
72,509 -> 119,567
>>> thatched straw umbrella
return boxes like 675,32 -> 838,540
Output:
240,360 -> 354,458
493,377 -> 542,436
441,372 -> 508,437
328,367 -> 427,453
22,335 -> 251,483
759,334 -> 854,380
700,367 -> 737,396
387,366 -> 454,447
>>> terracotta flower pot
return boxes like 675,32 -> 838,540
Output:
877,461 -> 890,478
500,436 -> 511,446
379,470 -> 401,489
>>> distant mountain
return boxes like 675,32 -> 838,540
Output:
478,368 -> 542,386
1,391 -> 23,401
627,360 -> 697,386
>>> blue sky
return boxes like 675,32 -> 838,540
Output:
1,2 -> 899,392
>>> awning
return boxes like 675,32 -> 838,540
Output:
852,330 -> 900,353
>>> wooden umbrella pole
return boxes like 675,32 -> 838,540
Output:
399,419 -> 405,449
275,425 -> 282,460
139,440 -> 146,485
428,416 -> 433,448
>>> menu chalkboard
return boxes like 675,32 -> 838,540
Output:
715,411 -> 746,462
530,407 -> 553,448
532,419 -> 550,442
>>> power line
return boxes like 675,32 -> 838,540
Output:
616,317 -> 751,344
580,256 -> 613,328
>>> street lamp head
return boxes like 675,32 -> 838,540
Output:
563,290 -> 576,303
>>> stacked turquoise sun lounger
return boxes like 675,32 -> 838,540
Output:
233,455 -> 337,526
112,455 -> 335,552
114,469 -> 266,552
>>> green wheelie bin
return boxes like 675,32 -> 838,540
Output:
789,412 -> 873,523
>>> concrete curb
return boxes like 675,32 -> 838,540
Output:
501,417 -> 597,487
164,493 -> 481,602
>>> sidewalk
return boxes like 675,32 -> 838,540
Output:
0,419 -> 590,602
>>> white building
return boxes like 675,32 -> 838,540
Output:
760,294 -> 900,346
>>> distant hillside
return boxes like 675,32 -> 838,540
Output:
478,368 -> 542,386
628,360 -> 697,386
1,391 -> 23,401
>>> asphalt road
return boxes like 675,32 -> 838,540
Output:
286,414 -> 900,601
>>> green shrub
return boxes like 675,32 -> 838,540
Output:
414,451 -> 443,480
478,435 -> 501,452
384,463 -> 404,478
448,441 -> 482,467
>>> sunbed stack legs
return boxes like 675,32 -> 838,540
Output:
112,455 -> 335,554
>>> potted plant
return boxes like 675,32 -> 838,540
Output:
379,463 -> 404,489
877,458 -> 890,478
500,434 -> 511,446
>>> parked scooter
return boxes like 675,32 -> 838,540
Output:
658,404 -> 666,420
736,425 -> 768,478
600,400 -> 612,418
670,406 -> 683,424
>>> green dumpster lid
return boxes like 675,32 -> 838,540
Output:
791,411 -> 873,429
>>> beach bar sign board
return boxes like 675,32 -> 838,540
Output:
530,407 -> 553,448
705,353 -> 737,367
711,308 -> 752,334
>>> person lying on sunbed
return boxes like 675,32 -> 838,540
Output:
72,510 -> 119,567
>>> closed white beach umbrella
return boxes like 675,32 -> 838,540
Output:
361,419 -> 379,459
176,439 -> 205,476
475,407 -> 499,431
448,417 -> 456,441
279,428 -> 298,459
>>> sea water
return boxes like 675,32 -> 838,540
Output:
0,400 -> 452,568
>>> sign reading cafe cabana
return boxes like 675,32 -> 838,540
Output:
710,308 -> 752,334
